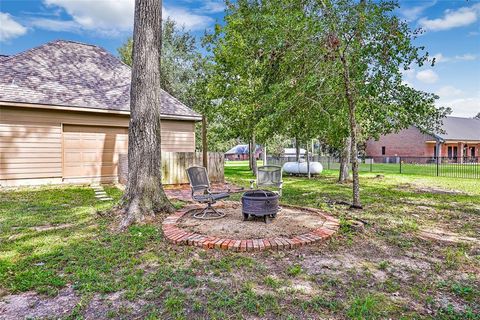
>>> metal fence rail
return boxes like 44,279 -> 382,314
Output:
266,156 -> 480,179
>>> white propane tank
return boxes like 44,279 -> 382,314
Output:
282,161 -> 323,175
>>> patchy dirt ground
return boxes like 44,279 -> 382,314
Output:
0,286 -> 79,320
178,201 -> 328,239
1,169 -> 479,319
0,287 -> 149,320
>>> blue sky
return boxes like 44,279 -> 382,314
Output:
0,0 -> 479,117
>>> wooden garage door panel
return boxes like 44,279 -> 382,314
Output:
63,125 -> 128,178
64,152 -> 82,163
63,165 -> 116,177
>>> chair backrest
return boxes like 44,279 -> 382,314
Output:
257,165 -> 282,187
186,166 -> 210,192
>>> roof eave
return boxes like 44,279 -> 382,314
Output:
0,100 -> 202,121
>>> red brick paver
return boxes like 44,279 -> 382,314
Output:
162,203 -> 339,252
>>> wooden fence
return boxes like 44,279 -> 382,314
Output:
119,152 -> 224,185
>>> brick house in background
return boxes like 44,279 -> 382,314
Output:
365,116 -> 480,162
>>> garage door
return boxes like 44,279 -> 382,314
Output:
63,125 -> 128,179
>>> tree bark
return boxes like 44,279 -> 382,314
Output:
202,115 -> 208,168
338,136 -> 351,183
263,143 -> 267,165
295,137 -> 300,161
341,55 -> 362,209
119,0 -> 174,229
306,142 -> 311,179
251,134 -> 257,176
248,139 -> 253,170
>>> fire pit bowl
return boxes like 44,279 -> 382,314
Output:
241,190 -> 279,223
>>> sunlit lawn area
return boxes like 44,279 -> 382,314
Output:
356,162 -> 480,178
0,163 -> 479,319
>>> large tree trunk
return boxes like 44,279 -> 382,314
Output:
202,115 -> 208,168
341,55 -> 362,209
338,137 -> 351,183
119,0 -> 174,229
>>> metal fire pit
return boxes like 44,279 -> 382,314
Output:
241,190 -> 279,223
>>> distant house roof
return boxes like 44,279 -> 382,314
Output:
225,145 -> 248,155
0,40 -> 201,120
434,116 -> 480,141
225,144 -> 262,155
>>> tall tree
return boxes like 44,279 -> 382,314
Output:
316,0 -> 449,208
119,18 -> 223,165
119,0 -> 173,229
118,18 -> 201,107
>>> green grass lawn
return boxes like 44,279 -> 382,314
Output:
0,165 -> 479,319
356,162 -> 480,179
274,159 -> 480,178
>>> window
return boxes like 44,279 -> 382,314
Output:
381,146 -> 386,155
470,147 -> 475,157
434,146 -> 437,157
448,146 -> 453,159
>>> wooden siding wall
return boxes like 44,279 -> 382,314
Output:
0,106 -> 196,183
118,152 -> 224,185
161,121 -> 196,152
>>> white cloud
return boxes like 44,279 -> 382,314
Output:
431,52 -> 478,64
0,12 -> 27,42
455,54 -> 477,61
33,0 -> 214,36
419,4 -> 480,31
28,18 -> 80,33
431,53 -> 449,63
399,1 -> 436,21
198,0 -> 225,14
43,0 -> 134,35
437,96 -> 480,117
437,86 -> 463,98
163,7 -> 214,31
416,69 -> 439,84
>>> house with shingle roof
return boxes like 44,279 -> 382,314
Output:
225,144 -> 263,161
0,40 -> 201,186
366,116 -> 480,161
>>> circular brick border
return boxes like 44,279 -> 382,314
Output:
162,203 -> 339,251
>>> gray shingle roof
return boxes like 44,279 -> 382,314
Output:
0,40 -> 201,120
435,116 -> 480,141
225,144 -> 249,155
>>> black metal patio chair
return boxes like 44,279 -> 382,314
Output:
250,165 -> 283,196
186,166 -> 230,219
